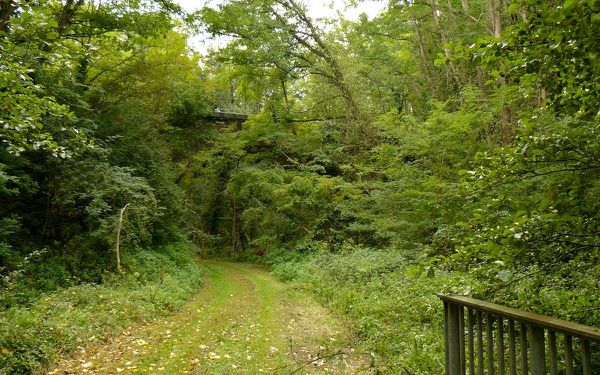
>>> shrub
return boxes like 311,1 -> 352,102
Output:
272,247 -> 449,374
0,243 -> 202,374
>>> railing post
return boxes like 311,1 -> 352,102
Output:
447,302 -> 462,375
529,325 -> 546,375
467,308 -> 475,375
487,314 -> 494,375
582,339 -> 592,375
564,334 -> 574,375
520,323 -> 528,375
508,319 -> 517,375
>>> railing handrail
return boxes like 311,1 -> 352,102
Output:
438,294 -> 600,341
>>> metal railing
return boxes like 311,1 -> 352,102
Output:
438,294 -> 600,375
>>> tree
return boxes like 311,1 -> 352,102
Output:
459,0 -> 600,118
0,0 -> 201,285
199,0 -> 368,137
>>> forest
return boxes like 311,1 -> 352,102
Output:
0,0 -> 598,373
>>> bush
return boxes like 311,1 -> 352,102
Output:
272,247 -> 450,374
0,243 -> 203,374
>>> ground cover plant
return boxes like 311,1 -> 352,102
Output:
0,243 -> 202,374
272,248 -> 451,373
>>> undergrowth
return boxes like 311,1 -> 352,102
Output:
272,248 -> 453,374
0,243 -> 203,374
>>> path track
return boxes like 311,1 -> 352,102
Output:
49,261 -> 372,374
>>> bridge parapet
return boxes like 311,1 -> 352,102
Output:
209,111 -> 249,122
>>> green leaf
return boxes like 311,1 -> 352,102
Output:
563,0 -> 579,10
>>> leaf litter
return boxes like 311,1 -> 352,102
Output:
49,261 -> 375,374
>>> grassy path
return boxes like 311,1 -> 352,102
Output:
49,261 -> 371,374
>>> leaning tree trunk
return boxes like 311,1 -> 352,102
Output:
115,204 -> 130,272
487,0 -> 515,144
430,0 -> 461,85
490,0 -> 502,38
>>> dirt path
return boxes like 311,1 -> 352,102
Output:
49,261 -> 372,374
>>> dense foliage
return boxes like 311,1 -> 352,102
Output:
1,0 -> 598,372
187,0 -> 599,371
0,1 -> 208,371
0,243 -> 202,373
0,0 -> 205,298
189,0 -> 599,318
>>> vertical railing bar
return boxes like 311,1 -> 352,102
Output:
529,325 -> 546,375
486,314 -> 494,375
445,301 -> 450,375
581,339 -> 592,375
459,306 -> 466,375
520,322 -> 528,375
497,317 -> 505,375
564,334 -> 574,375
448,303 -> 462,375
477,311 -> 484,375
468,308 -> 475,375
508,320 -> 516,375
548,330 -> 557,375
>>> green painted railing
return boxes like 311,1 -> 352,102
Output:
438,294 -> 600,375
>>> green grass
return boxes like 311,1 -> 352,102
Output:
130,261 -> 291,374
0,243 -> 203,374
48,260 -> 367,374
271,248 -> 450,374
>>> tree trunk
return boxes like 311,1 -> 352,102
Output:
230,195 -> 239,256
280,79 -> 289,108
430,1 -> 450,56
499,106 -> 512,144
413,20 -> 428,64
58,0 -> 85,34
430,1 -> 461,85
520,8 -> 528,23
538,86 -> 547,106
115,204 -> 130,272
0,0 -> 17,33
490,0 -> 502,38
